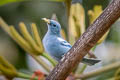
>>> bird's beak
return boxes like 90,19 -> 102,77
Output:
42,18 -> 50,24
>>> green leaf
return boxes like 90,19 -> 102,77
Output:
0,0 -> 25,6
0,0 -> 65,6
40,0 -> 65,2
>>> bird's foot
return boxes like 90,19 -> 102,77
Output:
88,51 -> 97,58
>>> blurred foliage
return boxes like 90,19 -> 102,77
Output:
0,0 -> 66,7
82,0 -> 109,27
107,19 -> 120,43
0,0 -> 24,6
69,3 -> 85,44
114,68 -> 120,80
0,55 -> 17,79
88,5 -> 102,24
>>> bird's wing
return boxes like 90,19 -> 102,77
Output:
57,37 -> 72,48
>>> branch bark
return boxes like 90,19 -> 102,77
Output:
46,0 -> 120,80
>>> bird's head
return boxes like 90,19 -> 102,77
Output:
42,18 -> 61,36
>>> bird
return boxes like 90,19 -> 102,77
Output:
42,18 -> 100,66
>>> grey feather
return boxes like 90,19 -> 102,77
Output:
81,58 -> 101,66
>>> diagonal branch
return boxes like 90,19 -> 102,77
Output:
46,0 -> 120,80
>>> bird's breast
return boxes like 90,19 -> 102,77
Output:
43,37 -> 65,60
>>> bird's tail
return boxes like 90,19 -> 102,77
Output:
81,58 -> 101,66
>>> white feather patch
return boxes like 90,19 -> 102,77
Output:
57,37 -> 65,42
57,37 -> 71,46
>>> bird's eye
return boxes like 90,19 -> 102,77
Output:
53,24 -> 56,27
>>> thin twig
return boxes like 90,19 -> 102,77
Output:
42,53 -> 57,66
17,72 -> 38,80
29,54 -> 51,72
75,62 -> 120,79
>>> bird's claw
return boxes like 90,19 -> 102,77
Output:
88,51 -> 97,58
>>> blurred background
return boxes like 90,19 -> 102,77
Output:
0,0 -> 120,80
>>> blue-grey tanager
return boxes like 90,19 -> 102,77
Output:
42,18 -> 100,65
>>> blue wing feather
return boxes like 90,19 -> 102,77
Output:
60,40 -> 72,48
